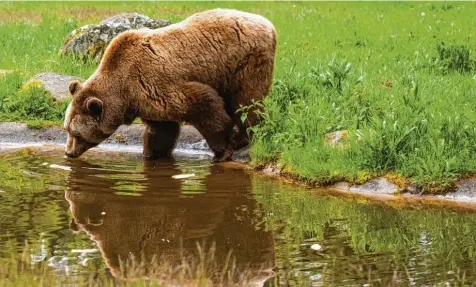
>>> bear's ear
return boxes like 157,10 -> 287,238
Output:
69,81 -> 82,96
86,97 -> 103,118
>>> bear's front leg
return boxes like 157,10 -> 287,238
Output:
142,121 -> 181,160
181,82 -> 234,162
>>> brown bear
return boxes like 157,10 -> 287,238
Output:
64,9 -> 277,162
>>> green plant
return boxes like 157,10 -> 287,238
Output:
0,86 -> 68,122
435,42 -> 475,74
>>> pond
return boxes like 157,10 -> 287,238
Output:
1,145 -> 476,286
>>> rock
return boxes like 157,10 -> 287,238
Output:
232,147 -> 251,163
60,13 -> 170,61
348,177 -> 399,195
176,126 -> 207,149
324,130 -> 350,146
22,73 -> 82,102
437,179 -> 476,203
406,182 -> 423,194
183,139 -> 209,151
262,165 -> 281,176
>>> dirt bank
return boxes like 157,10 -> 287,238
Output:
258,165 -> 476,211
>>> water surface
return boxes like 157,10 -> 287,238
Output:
1,146 -> 476,286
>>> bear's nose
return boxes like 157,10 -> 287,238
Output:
65,152 -> 79,158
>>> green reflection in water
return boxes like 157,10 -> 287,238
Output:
252,178 -> 476,285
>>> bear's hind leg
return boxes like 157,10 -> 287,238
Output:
182,82 -> 234,162
143,121 -> 181,160
232,53 -> 275,147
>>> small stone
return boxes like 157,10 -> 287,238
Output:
349,177 -> 398,195
406,182 -> 423,194
310,244 -> 322,251
23,73 -> 82,102
324,130 -> 351,146
49,164 -> 72,171
113,134 -> 126,143
262,166 -> 281,176
60,13 -> 171,61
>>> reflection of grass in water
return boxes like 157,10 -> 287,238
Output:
253,178 -> 476,285
95,174 -> 145,181
181,179 -> 206,194
3,241 -> 470,287
114,191 -> 142,197
0,242 -> 266,287
0,149 -> 47,193
112,181 -> 146,194
0,149 -> 69,193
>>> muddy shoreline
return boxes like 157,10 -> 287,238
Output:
257,165 -> 476,212
0,122 -> 250,162
2,121 -> 476,209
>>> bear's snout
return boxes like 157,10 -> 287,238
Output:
65,134 -> 99,158
65,151 -> 80,158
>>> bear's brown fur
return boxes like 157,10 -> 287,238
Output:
64,9 -> 277,161
66,159 -> 275,284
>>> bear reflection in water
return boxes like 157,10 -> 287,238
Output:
65,157 -> 275,284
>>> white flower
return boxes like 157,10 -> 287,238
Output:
421,12 -> 426,17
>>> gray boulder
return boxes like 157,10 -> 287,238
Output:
60,13 -> 170,61
22,73 -> 82,102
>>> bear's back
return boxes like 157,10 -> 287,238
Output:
148,8 -> 276,49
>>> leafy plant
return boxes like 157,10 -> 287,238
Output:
435,42 -> 475,74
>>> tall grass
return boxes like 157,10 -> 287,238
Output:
252,54 -> 476,189
246,2 -> 476,190
0,241 -> 265,287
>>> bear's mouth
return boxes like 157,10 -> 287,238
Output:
65,135 -> 101,158
65,152 -> 81,158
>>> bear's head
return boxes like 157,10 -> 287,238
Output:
64,80 -> 119,158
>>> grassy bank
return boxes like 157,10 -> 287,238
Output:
1,2 -> 476,189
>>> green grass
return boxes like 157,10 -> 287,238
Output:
1,2 -> 476,189
0,241 -> 257,287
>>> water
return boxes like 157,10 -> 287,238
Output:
1,146 -> 476,286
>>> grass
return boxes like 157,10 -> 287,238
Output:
0,241 -> 261,287
1,2 -> 476,189
247,2 -> 476,191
